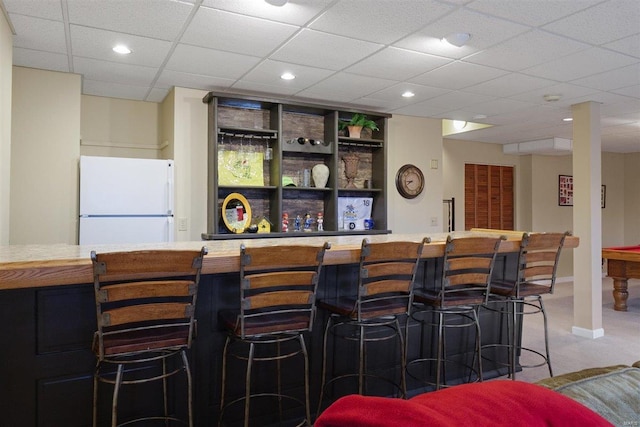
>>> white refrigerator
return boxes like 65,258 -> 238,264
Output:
79,155 -> 175,245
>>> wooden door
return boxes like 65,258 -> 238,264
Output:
465,164 -> 513,230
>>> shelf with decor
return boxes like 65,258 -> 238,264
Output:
202,92 -> 390,239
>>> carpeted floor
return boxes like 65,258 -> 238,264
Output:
509,277 -> 640,383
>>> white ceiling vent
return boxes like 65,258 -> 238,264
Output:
503,138 -> 572,156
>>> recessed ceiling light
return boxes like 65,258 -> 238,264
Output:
265,0 -> 288,6
473,114 -> 487,120
453,120 -> 467,130
543,94 -> 562,102
441,33 -> 471,48
280,72 -> 295,80
112,44 -> 132,55
402,91 -> 415,98
562,117 -> 573,122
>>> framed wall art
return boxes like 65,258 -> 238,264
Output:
558,175 -> 573,206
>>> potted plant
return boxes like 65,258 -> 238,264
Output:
339,113 -> 379,139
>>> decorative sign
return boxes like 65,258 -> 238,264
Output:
558,175 -> 573,206
559,175 -> 606,209
218,151 -> 264,186
338,197 -> 372,231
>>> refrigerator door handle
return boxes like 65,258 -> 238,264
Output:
167,216 -> 174,242
167,181 -> 173,215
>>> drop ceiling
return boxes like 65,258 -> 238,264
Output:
3,0 -> 639,153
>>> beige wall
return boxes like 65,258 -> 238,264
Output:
10,67 -> 81,244
442,138 -> 520,232
602,152 -> 625,246
623,152 -> 640,245
442,141 -> 633,279
0,13 -> 12,245
5,66 -> 637,252
80,95 -> 162,158
387,115 -> 443,234
168,87 -> 208,241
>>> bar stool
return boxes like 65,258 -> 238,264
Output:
483,232 -> 569,379
407,235 -> 504,390
91,247 -> 207,427
317,238 -> 428,412
218,242 -> 330,427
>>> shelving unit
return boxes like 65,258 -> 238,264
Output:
202,92 -> 390,239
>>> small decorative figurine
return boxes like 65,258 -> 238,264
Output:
317,212 -> 324,231
257,216 -> 272,233
303,213 -> 313,232
282,213 -> 289,233
294,215 -> 301,232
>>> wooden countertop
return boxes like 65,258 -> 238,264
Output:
0,230 -> 578,291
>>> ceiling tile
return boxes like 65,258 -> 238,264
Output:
146,87 -> 171,103
603,34 -> 640,59
2,0 -> 63,20
180,7 -> 299,57
13,47 -> 69,73
542,0 -> 640,45
418,90 -> 495,113
568,91 -> 639,109
66,0 -> 195,41
464,30 -> 589,72
509,83 -> 600,106
70,25 -> 173,67
345,47 -> 451,81
82,79 -> 150,101
165,44 -> 261,79
524,47 -> 637,82
464,73 -> 556,98
300,72 -> 397,101
394,7 -> 529,58
572,63 -> 640,92
155,69 -> 236,91
453,97 -> 535,117
240,59 -> 335,89
270,29 -> 383,71
200,0 -> 334,25
611,84 -> 640,99
410,61 -> 508,90
309,0 -> 452,44
231,81 -> 301,97
466,0 -> 600,27
390,99 -> 454,117
73,56 -> 158,86
5,0 -> 639,152
10,14 -> 67,53
358,82 -> 449,109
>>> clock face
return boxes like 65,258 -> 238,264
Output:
396,164 -> 424,199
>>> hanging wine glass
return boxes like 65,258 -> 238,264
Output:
265,136 -> 273,160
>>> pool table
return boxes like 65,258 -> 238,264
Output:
602,245 -> 640,311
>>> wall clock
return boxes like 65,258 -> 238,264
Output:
395,164 -> 424,199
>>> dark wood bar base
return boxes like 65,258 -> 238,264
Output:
0,256 -> 518,427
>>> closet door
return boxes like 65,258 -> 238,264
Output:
465,164 -> 513,230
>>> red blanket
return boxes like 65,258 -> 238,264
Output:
315,380 -> 613,427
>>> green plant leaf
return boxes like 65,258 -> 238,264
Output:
339,113 -> 379,131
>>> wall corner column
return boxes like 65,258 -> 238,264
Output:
571,101 -> 604,339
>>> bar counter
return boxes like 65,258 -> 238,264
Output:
0,230 -> 577,291
0,230 -> 578,426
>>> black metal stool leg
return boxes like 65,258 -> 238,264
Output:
244,343 -> 255,427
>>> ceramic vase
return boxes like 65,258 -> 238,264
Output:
312,164 -> 330,188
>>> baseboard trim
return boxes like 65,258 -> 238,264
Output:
571,326 -> 605,339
